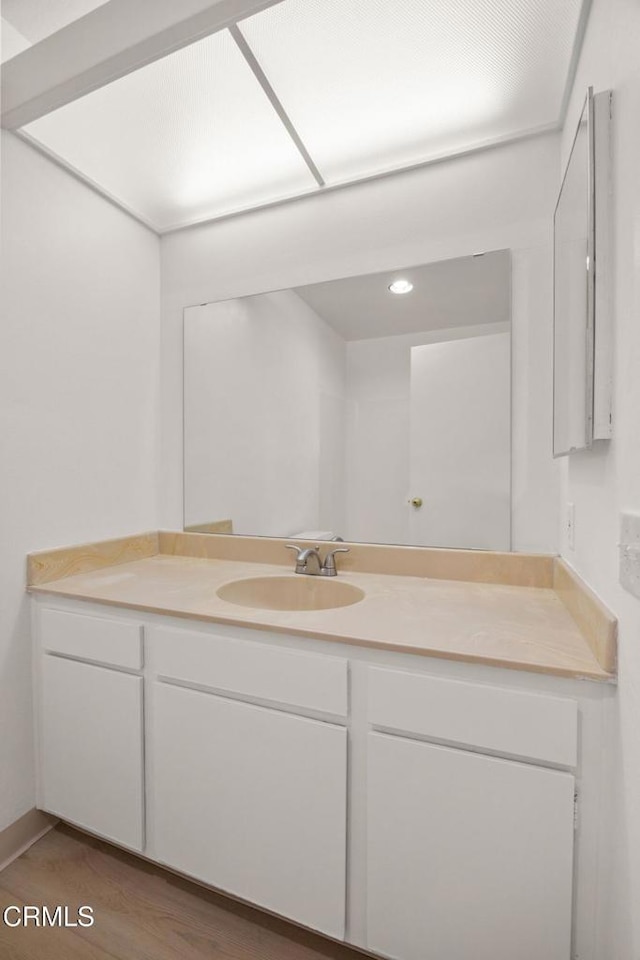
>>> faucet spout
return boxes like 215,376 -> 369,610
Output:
285,543 -> 350,576
294,547 -> 323,575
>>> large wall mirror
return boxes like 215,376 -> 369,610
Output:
184,251 -> 512,551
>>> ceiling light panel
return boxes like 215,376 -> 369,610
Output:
240,0 -> 584,183
23,29 -> 318,230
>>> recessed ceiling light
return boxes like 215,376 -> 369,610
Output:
388,279 -> 414,295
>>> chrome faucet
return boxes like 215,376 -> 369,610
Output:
287,545 -> 323,575
285,544 -> 350,576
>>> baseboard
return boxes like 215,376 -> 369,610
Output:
0,808 -> 58,873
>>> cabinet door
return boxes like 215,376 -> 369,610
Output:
367,733 -> 575,960
40,655 -> 144,850
152,682 -> 347,939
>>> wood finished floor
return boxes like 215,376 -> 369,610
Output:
0,825 -> 365,960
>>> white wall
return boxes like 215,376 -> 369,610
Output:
184,289 -> 345,537
0,132 -> 161,831
559,2 -> 640,957
1,16 -> 30,63
344,323 -> 508,545
161,131 -> 561,553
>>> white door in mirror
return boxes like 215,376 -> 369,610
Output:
409,332 -> 511,550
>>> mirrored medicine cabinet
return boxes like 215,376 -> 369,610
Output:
553,87 -> 613,457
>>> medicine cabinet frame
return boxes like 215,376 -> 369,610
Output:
553,87 -> 613,457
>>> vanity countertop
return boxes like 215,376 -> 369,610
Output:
28,548 -> 615,682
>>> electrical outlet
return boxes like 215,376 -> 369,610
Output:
566,503 -> 575,550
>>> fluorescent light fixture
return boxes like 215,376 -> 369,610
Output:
241,0 -> 584,185
388,279 -> 414,295
23,29 -> 317,230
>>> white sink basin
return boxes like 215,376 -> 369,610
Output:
216,576 -> 365,612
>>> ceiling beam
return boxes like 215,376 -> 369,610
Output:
1,0 -> 284,130
229,25 -> 325,187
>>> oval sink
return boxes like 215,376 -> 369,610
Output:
216,576 -> 365,612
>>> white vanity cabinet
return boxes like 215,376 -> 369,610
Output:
367,737 -> 574,960
32,598 -> 607,960
364,668 -> 578,960
35,606 -> 145,851
147,624 -> 348,940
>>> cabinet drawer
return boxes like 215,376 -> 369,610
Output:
39,607 -> 143,670
149,625 -> 348,717
368,667 -> 578,767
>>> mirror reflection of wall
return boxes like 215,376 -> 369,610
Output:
184,251 -> 511,551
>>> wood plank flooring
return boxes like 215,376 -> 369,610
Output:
0,825 -> 365,960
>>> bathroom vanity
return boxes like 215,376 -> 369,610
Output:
28,532 -> 616,960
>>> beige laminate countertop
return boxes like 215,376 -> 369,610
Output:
29,553 -> 612,681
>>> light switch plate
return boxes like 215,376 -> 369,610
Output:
620,514 -> 640,600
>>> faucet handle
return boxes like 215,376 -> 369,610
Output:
285,543 -> 304,557
322,546 -> 350,576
